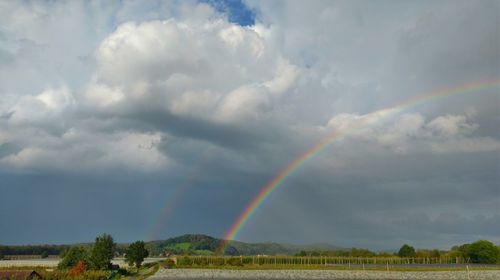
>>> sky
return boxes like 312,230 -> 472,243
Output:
0,0 -> 499,250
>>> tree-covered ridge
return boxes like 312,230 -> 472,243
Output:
0,244 -> 70,256
145,234 -> 226,255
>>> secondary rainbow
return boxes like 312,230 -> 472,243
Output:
147,153 -> 211,241
219,79 -> 500,252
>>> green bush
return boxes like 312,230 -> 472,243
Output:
226,257 -> 243,266
160,259 -> 176,268
498,246 -> 500,264
398,244 -> 416,258
193,258 -> 208,266
41,270 -> 109,280
58,247 -> 89,269
177,256 -> 193,266
212,257 -> 225,266
242,256 -> 254,265
466,240 -> 499,264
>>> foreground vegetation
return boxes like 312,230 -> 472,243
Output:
0,233 -> 153,279
1,235 -> 499,279
3,234 -> 499,263
0,267 -> 110,280
293,240 -> 500,264
172,256 -> 500,269
0,263 -> 160,280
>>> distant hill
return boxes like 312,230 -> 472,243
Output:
145,234 -> 222,256
145,234 -> 343,256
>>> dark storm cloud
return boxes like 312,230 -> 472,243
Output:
129,109 -> 278,151
0,111 -> 14,119
237,136 -> 500,249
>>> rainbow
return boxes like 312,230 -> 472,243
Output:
147,153 -> 210,241
218,79 -> 500,253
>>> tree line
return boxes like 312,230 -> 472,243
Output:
294,240 -> 500,264
0,244 -> 70,257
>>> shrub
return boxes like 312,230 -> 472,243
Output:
177,256 -> 193,266
498,246 -> 500,264
58,246 -> 89,269
69,261 -> 87,276
398,244 -> 416,258
212,257 -> 225,266
466,240 -> 499,264
193,257 -> 208,266
226,257 -> 243,266
42,270 -> 109,280
160,259 -> 176,269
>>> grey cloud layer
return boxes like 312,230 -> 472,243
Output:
0,0 -> 498,248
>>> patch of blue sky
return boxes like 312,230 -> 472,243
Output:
201,0 -> 256,26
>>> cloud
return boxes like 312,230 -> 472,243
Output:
430,138 -> 500,154
85,17 -> 294,120
36,87 -> 75,111
427,115 -> 477,137
0,124 -> 167,172
324,112 -> 500,155
0,0 -> 498,248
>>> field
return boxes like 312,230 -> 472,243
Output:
150,268 -> 500,280
164,255 -> 500,279
0,257 -> 165,268
0,259 -> 59,268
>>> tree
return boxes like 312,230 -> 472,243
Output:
416,249 -> 441,259
498,246 -> 500,264
398,244 -> 416,258
0,250 -> 4,260
125,241 -> 149,269
349,248 -> 376,257
430,249 -> 441,258
90,233 -> 116,270
58,246 -> 89,269
466,240 -> 499,264
41,251 -> 49,258
296,250 -> 307,257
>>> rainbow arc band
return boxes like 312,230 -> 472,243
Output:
217,79 -> 500,254
147,152 -> 211,241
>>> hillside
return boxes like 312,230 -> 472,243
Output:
145,234 -> 222,256
145,234 -> 342,256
